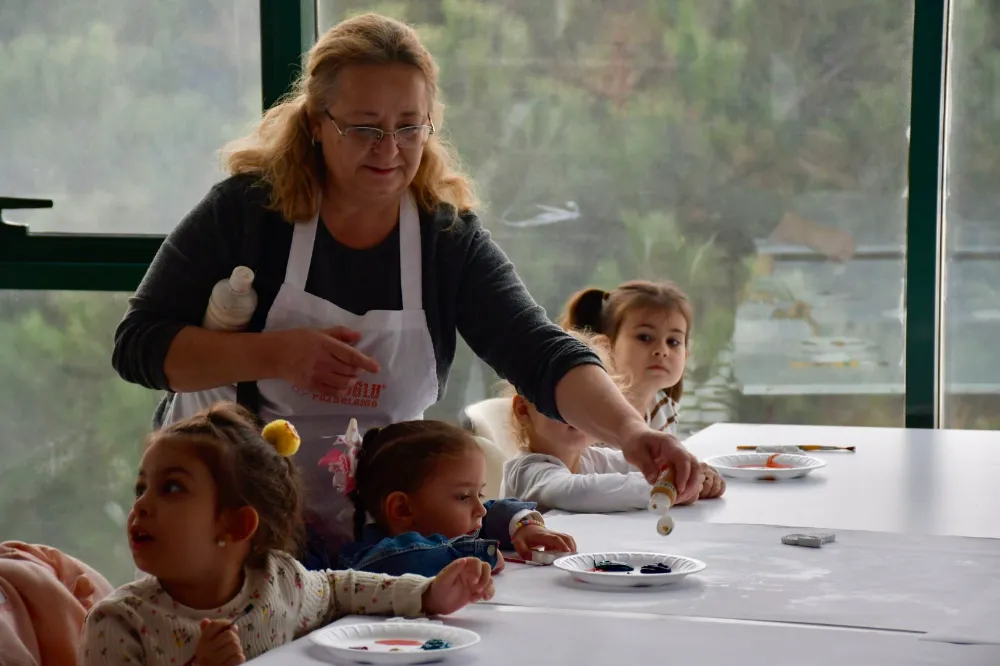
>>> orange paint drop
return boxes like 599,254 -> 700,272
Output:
737,453 -> 792,469
375,639 -> 423,646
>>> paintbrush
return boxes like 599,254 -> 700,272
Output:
737,445 -> 855,452
182,604 -> 254,666
501,550 -> 563,565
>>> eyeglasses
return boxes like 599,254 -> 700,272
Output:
325,111 -> 434,150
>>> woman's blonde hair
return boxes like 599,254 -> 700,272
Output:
504,330 -> 627,451
224,13 -> 478,222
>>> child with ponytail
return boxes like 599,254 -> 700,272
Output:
339,420 -> 577,576
560,281 -> 725,500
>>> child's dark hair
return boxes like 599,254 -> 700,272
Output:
348,420 -> 479,539
559,279 -> 694,402
150,402 -> 304,568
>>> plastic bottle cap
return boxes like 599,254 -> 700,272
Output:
229,266 -> 255,294
656,515 -> 675,536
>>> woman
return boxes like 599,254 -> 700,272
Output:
112,13 -> 700,559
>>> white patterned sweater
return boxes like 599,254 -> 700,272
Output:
78,550 -> 430,665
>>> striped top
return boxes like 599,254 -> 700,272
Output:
645,390 -> 680,435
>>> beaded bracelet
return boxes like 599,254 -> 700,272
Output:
514,516 -> 544,533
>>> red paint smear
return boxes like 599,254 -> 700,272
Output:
375,639 -> 423,646
738,453 -> 792,469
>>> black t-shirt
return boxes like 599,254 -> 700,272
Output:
112,174 -> 601,422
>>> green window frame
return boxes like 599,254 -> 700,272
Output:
0,0 -> 315,290
0,0 -> 948,429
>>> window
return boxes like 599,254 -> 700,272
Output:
941,0 -> 1000,430
319,1 -> 914,433
1,1 -> 261,234
0,0 -> 262,584
0,291 -> 160,585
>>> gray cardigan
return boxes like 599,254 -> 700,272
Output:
112,174 -> 601,423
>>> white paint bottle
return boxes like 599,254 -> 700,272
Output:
203,266 -> 257,331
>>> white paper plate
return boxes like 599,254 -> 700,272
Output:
704,453 -> 826,480
553,552 -> 706,588
310,620 -> 480,664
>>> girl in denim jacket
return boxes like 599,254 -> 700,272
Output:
338,421 -> 576,577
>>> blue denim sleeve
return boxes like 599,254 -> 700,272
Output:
341,532 -> 500,578
481,498 -> 538,548
299,523 -> 335,571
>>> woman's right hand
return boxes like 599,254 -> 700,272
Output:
271,327 -> 381,396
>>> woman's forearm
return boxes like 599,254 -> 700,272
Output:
163,326 -> 283,392
554,364 -> 648,447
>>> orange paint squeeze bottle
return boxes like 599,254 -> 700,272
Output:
648,467 -> 678,536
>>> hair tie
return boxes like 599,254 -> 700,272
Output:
575,288 -> 608,332
319,419 -> 363,494
262,419 -> 301,457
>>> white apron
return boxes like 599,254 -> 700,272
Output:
164,192 -> 439,552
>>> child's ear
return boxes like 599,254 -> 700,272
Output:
383,491 -> 415,530
512,395 -> 530,419
223,506 -> 259,544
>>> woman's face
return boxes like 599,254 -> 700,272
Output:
316,62 -> 431,206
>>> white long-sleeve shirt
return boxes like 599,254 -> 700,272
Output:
500,447 -> 651,513
78,550 -> 429,666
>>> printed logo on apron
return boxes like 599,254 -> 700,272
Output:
164,191 -> 439,553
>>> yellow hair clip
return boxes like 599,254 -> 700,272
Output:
262,419 -> 301,457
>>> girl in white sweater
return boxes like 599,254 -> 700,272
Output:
80,403 -> 492,666
561,280 -> 725,496
501,315 -> 725,512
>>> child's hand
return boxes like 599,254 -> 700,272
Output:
423,557 -> 494,616
699,463 -> 726,499
493,550 -> 506,574
511,524 -> 577,560
194,618 -> 245,666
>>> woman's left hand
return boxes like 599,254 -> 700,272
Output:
511,524 -> 577,560
619,426 -> 702,503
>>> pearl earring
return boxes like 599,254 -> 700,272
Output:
217,539 -> 226,548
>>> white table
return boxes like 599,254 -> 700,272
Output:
676,423 -> 1000,539
489,517 -> 1000,633
251,605 -> 1000,665
250,423 -> 1000,663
